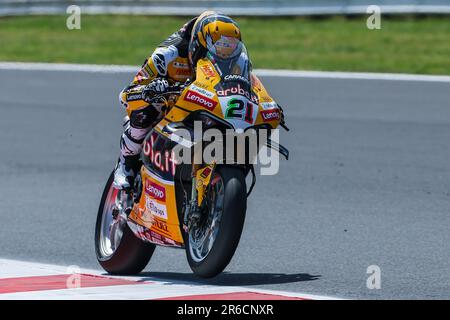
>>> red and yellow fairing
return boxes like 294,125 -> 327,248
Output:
129,167 -> 184,247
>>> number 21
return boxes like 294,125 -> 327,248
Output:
225,98 -> 254,124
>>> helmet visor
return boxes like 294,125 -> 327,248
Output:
207,35 -> 243,60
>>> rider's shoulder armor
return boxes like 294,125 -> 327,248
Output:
150,45 -> 192,83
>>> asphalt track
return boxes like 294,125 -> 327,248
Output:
0,67 -> 449,299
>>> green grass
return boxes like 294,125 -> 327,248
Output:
0,15 -> 449,74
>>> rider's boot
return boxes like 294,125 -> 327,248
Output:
113,154 -> 141,191
113,115 -> 149,190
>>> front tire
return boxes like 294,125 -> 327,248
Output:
95,172 -> 156,275
186,166 -> 247,278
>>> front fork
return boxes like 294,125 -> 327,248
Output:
183,162 -> 216,231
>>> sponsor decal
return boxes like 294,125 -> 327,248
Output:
261,101 -> 278,110
217,83 -> 259,104
137,225 -> 182,247
261,109 -> 281,122
153,53 -> 166,76
145,197 -> 168,220
189,84 -> 215,99
200,167 -> 212,179
200,65 -> 216,78
194,82 -> 210,89
152,219 -> 169,233
150,230 -> 162,240
127,93 -> 143,101
184,90 -> 217,111
224,74 -> 250,84
175,69 -> 191,76
173,61 -> 189,69
145,180 -> 166,202
143,133 -> 178,177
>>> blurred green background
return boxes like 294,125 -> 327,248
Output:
0,15 -> 449,74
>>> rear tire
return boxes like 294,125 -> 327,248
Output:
95,172 -> 156,275
186,166 -> 247,278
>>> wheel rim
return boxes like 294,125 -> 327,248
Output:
99,184 -> 126,259
188,173 -> 225,263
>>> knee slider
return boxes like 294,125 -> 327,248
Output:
129,107 -> 160,129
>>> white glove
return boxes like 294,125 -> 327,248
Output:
144,79 -> 169,99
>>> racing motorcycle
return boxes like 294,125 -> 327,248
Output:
95,45 -> 289,278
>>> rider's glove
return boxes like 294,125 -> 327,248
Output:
142,78 -> 169,103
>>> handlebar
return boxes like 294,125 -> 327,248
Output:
277,103 -> 290,131
280,122 -> 290,131
166,82 -> 186,95
147,82 -> 186,104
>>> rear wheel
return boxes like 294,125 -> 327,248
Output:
186,166 -> 247,278
95,172 -> 156,275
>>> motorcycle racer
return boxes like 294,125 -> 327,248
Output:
113,11 -> 283,190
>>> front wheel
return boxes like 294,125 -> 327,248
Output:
95,172 -> 156,275
186,166 -> 247,278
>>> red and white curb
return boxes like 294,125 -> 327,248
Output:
0,259 -> 339,300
